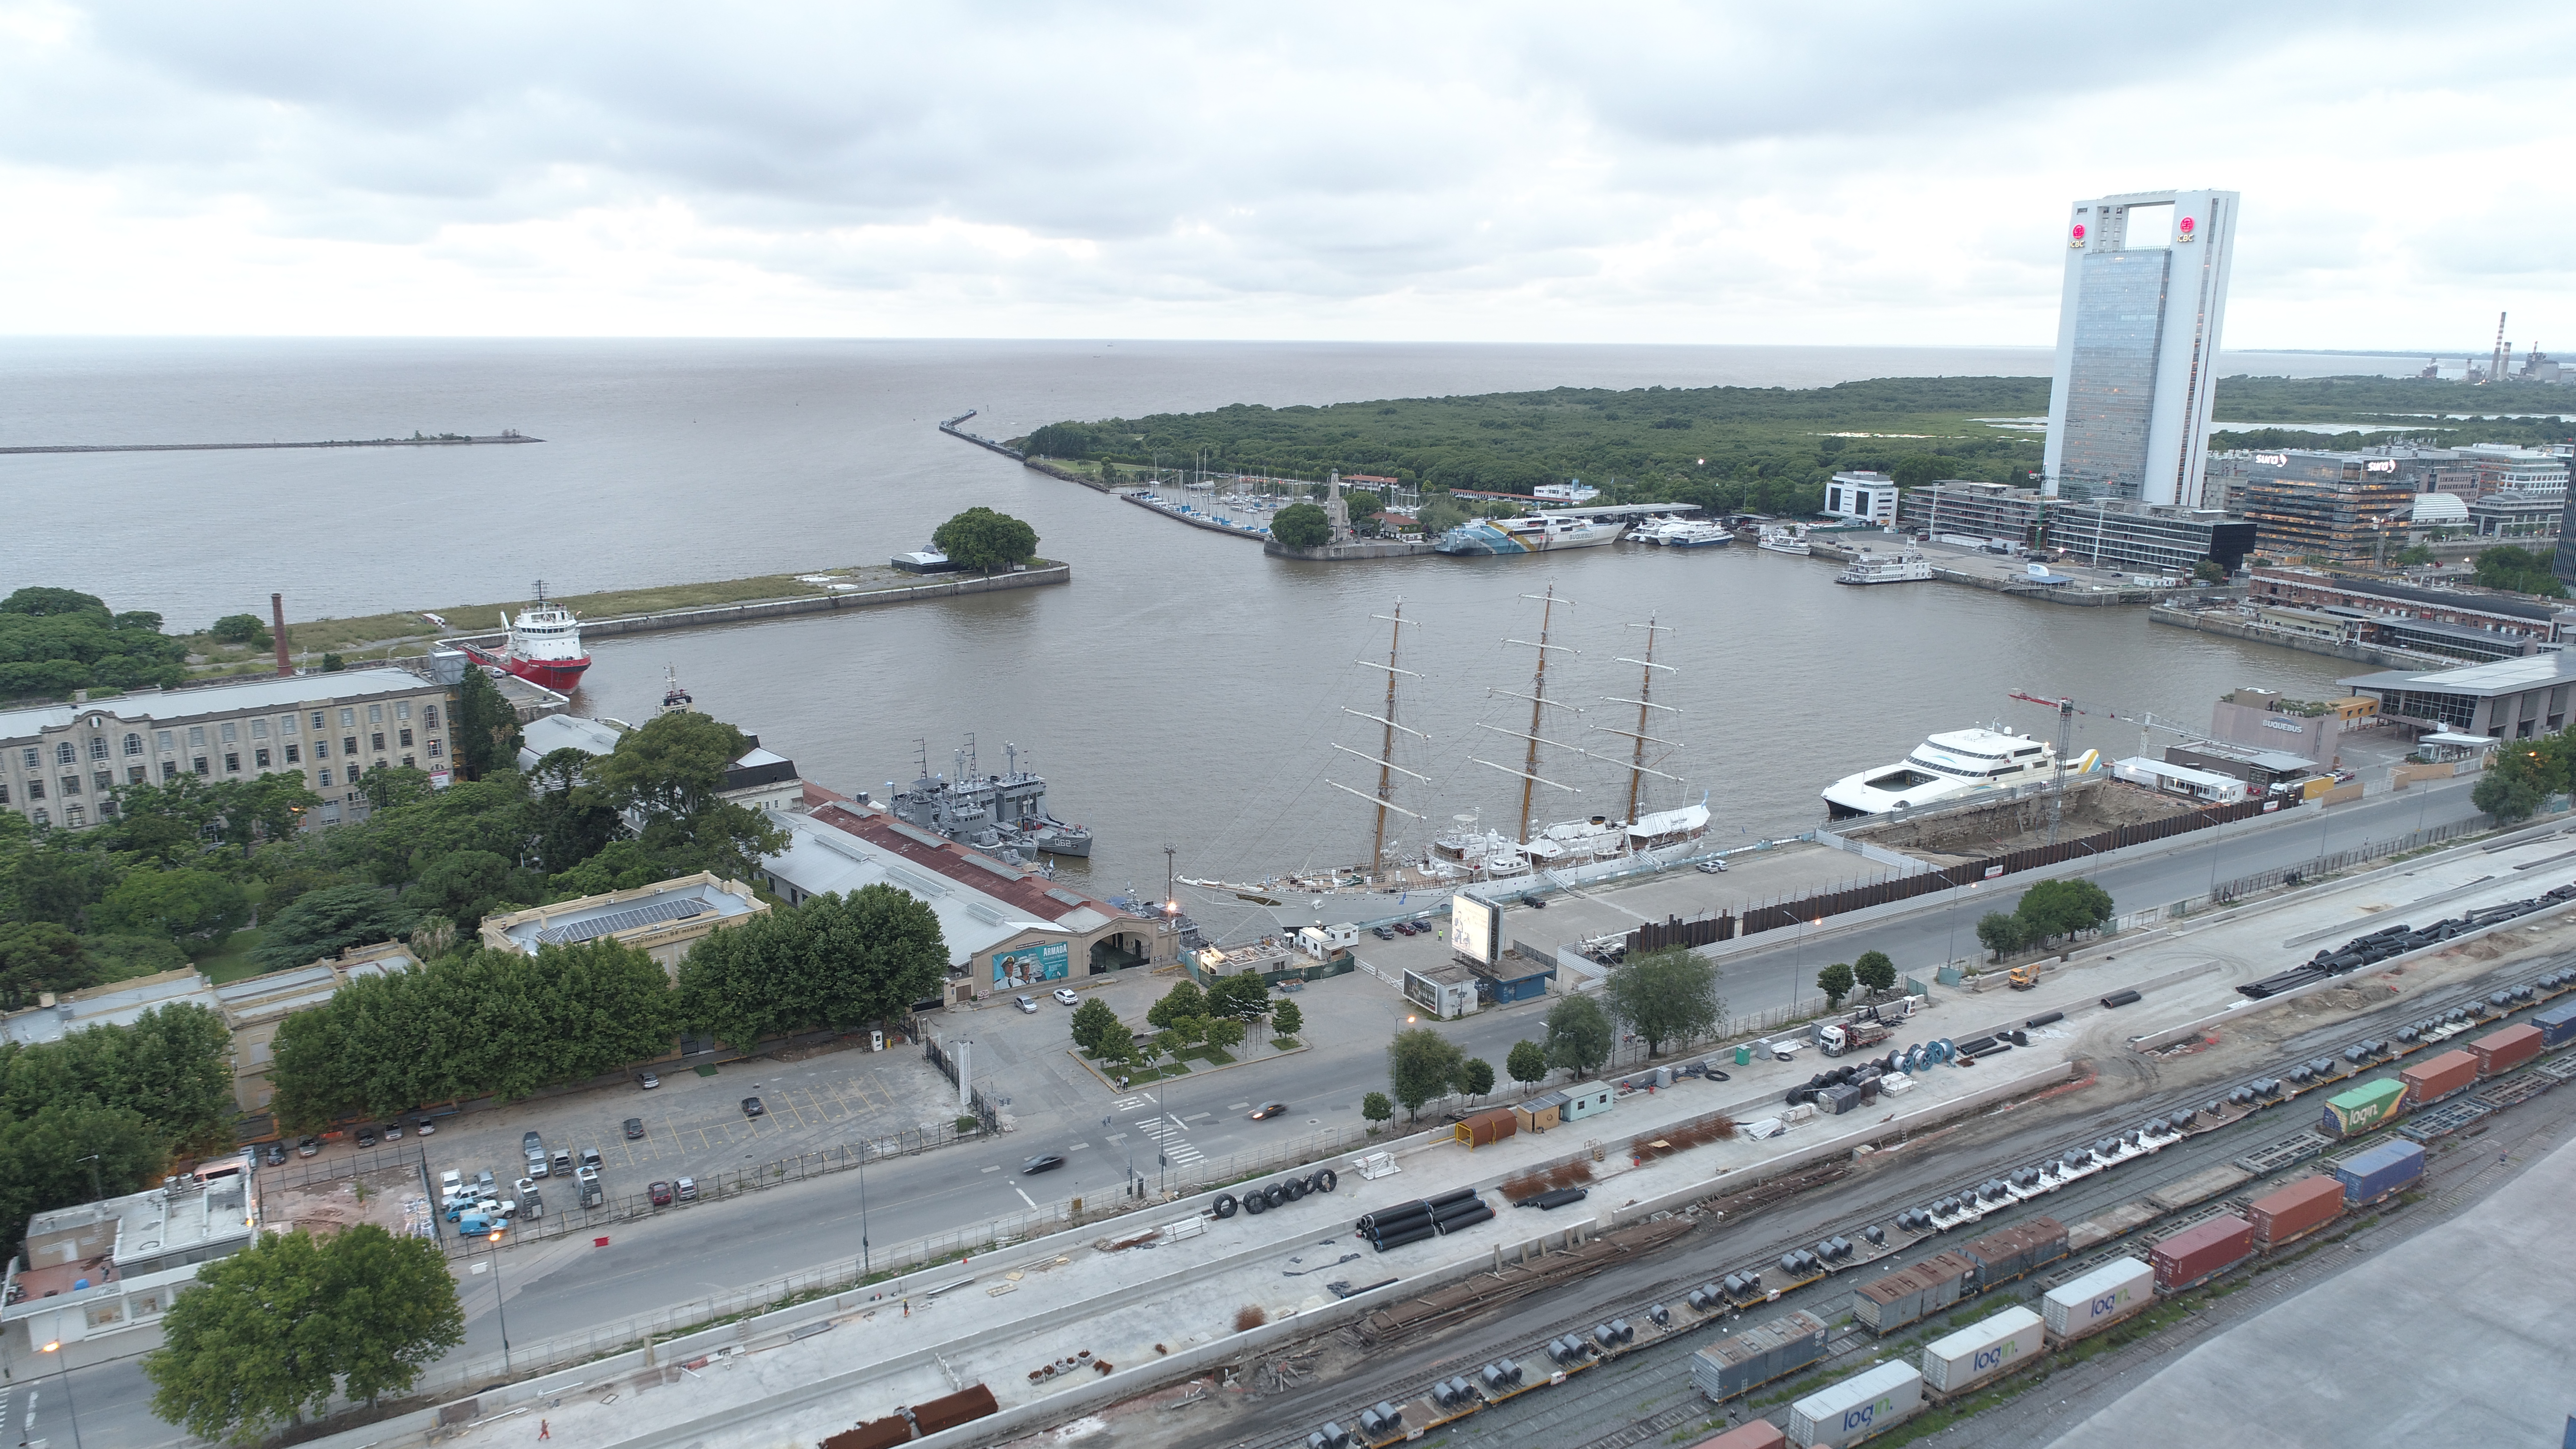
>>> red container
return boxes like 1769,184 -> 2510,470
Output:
2151,1214 -> 2254,1291
2245,1175 -> 2344,1249
2470,1024 -> 2542,1078
2402,1049 -> 2481,1105
1689,1422 -> 1789,1449
909,1384 -> 999,1435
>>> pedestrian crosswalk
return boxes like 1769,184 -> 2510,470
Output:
1133,1113 -> 1204,1165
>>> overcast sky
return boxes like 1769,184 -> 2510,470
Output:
6,1 -> 2571,347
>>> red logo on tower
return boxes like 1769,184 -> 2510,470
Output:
2177,215 -> 2198,242
2069,222 -> 2087,249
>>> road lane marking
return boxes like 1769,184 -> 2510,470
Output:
1228,1103 -> 1251,1111
982,1165 -> 1000,1173
1014,1185 -> 1037,1208
1068,1142 -> 1089,1150
1104,1133 -> 1127,1144
1182,1112 -> 1212,1123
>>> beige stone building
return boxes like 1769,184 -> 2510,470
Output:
0,666 -> 456,829
479,872 -> 768,970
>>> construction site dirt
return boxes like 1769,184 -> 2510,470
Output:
1014,915 -> 2576,1449
1841,777 -> 2201,866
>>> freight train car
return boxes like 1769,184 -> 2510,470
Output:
2333,1139 -> 2426,1208
2246,1176 -> 2345,1252
1921,1306 -> 2043,1400
1690,1310 -> 1831,1403
2150,1215 -> 2256,1292
2041,1258 -> 2153,1344
1787,1361 -> 1924,1449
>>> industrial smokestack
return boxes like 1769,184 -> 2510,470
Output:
271,593 -> 292,676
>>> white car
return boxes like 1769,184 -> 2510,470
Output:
1052,988 -> 1079,1006
1015,995 -> 1039,1014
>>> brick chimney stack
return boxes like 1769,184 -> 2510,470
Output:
272,593 -> 292,676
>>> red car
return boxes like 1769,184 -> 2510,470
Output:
649,1180 -> 675,1207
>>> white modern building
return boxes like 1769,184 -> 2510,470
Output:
1824,471 -> 1900,525
2044,189 -> 2240,507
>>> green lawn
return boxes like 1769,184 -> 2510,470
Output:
197,929 -> 269,983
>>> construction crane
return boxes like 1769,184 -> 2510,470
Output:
2005,692 -> 2226,840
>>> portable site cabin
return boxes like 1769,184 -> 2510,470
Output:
1513,1092 -> 1567,1134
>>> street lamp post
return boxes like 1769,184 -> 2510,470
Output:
37,1339 -> 83,1449
487,1230 -> 511,1373
856,1135 -> 872,1279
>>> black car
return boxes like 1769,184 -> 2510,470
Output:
1521,893 -> 1546,909
355,1126 -> 378,1149
741,1096 -> 766,1118
263,1142 -> 286,1166
1248,1102 -> 1291,1120
1022,1154 -> 1066,1175
623,1117 -> 646,1140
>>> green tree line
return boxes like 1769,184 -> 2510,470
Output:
0,999 -> 234,1244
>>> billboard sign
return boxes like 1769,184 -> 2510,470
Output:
1450,894 -> 1496,965
992,941 -> 1070,987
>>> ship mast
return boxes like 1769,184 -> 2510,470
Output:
1325,600 -> 1426,878
1599,618 -> 1684,825
1470,586 -> 1586,846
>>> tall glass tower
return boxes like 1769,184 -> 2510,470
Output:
2042,189 -> 2239,507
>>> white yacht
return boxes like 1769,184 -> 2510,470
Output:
1822,725 -> 2059,819
1835,547 -> 1933,585
1756,524 -> 1811,555
1648,518 -> 1734,548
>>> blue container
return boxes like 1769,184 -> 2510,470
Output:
2533,1000 -> 2576,1049
2334,1140 -> 2425,1207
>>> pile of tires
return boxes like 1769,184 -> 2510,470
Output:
1211,1167 -> 1338,1219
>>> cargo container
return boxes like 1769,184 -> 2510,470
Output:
2246,1176 -> 2345,1250
2318,1078 -> 2406,1137
2401,1049 -> 2480,1106
1819,1084 -> 1862,1116
1690,1310 -> 1829,1403
1687,1422 -> 1789,1449
2333,1139 -> 2426,1207
2041,1257 -> 2153,1344
2469,1023 -> 2542,1078
1959,1218 -> 2068,1288
2150,1215 -> 2255,1292
1787,1361 -> 1924,1449
1850,1252 -> 1976,1334
1453,1109 -> 1518,1149
1920,1306 -> 2042,1397
2534,1000 -> 2576,1049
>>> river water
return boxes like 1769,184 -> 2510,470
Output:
1,339 -> 2428,914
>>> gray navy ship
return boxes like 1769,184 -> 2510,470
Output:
887,736 -> 1093,858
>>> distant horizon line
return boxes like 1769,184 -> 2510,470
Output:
0,334 -> 2461,356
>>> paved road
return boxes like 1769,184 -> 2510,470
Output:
53,780 -> 2499,1447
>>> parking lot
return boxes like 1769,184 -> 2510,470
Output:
285,1038 -> 965,1215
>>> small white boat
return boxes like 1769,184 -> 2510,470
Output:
1835,547 -> 1933,585
1756,524 -> 1811,555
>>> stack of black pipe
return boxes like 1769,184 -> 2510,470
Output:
1356,1188 -> 1487,1251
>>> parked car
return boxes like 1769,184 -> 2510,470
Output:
295,1135 -> 320,1158
382,1120 -> 403,1140
624,1118 -> 646,1140
649,1180 -> 674,1207
579,1146 -> 603,1169
1696,858 -> 1727,874
675,1176 -> 699,1202
1372,925 -> 1395,940
576,1167 -> 603,1208
475,1168 -> 497,1196
1520,893 -> 1546,909
741,1096 -> 766,1118
522,1130 -> 544,1155
636,1071 -> 660,1090
412,1117 -> 435,1136
1394,921 -> 1417,936
439,1168 -> 463,1199
1022,1154 -> 1066,1175
526,1150 -> 549,1178
355,1126 -> 378,1149
523,1187 -> 543,1219
1248,1102 -> 1291,1120
550,1149 -> 573,1176
1015,995 -> 1039,1014
1052,987 -> 1079,1006
264,1142 -> 287,1166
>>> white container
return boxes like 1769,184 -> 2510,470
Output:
1879,1073 -> 1914,1095
1783,1103 -> 1817,1123
2042,1258 -> 2153,1343
1921,1306 -> 2042,1395
1788,1360 -> 1923,1448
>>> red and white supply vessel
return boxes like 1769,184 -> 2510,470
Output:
469,580 -> 591,692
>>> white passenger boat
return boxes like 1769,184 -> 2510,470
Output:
1821,725 -> 2060,819
1648,519 -> 1734,548
1756,524 -> 1811,555
1835,547 -> 1933,585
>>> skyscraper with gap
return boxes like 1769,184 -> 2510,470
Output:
2043,189 -> 2239,507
